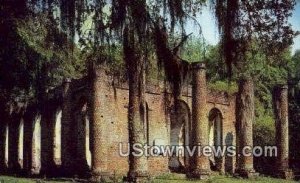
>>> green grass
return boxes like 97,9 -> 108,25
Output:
0,174 -> 298,183
0,176 -> 73,183
153,174 -> 297,183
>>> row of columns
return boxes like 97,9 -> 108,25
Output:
0,64 -> 293,181
188,63 -> 293,179
89,64 -> 293,181
0,112 -> 42,175
0,79 -> 90,177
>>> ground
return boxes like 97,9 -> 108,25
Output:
0,174 -> 297,183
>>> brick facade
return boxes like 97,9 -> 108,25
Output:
0,68 -> 237,178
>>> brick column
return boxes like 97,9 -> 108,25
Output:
0,121 -> 9,172
61,78 -> 74,175
0,120 -> 4,172
190,63 -> 210,179
273,85 -> 294,179
9,115 -> 19,173
235,78 -> 257,178
90,68 -> 110,182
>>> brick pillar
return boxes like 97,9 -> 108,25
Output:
190,63 -> 210,179
61,78 -> 75,176
90,68 -> 110,182
9,115 -> 19,173
235,78 -> 257,178
0,121 -> 9,172
41,110 -> 53,175
0,119 -> 4,172
273,85 -> 294,179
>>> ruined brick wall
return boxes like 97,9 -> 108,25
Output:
0,71 -> 236,178
89,71 -> 237,176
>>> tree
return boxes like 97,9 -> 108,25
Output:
1,0 -> 298,179
30,0 -> 205,180
288,50 -> 300,169
0,1 -> 85,106
214,0 -> 297,76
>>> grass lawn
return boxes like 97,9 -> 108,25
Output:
0,176 -> 73,183
0,174 -> 298,183
153,173 -> 297,183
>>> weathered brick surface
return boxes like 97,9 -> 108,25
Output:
8,114 -> 17,172
87,70 -> 236,177
235,78 -> 256,178
61,79 -> 75,175
0,120 -> 4,172
0,68 -> 237,178
273,85 -> 293,179
190,63 -> 210,178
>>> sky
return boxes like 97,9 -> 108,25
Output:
186,2 -> 300,55
291,2 -> 300,54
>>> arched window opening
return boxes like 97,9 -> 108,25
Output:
208,108 -> 223,172
169,100 -> 191,173
54,109 -> 62,166
18,118 -> 24,169
31,114 -> 41,174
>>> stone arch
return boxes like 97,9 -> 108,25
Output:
74,96 -> 91,175
208,108 -> 223,172
169,100 -> 191,173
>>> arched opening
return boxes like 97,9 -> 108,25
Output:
4,123 -> 9,169
169,100 -> 190,173
31,114 -> 41,174
53,109 -> 62,166
18,118 -> 24,169
208,108 -> 223,172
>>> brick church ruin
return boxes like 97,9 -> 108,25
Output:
0,63 -> 293,181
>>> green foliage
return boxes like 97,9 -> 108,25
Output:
288,50 -> 300,166
253,99 -> 275,146
16,15 -> 86,80
215,0 -> 296,75
289,50 -> 300,79
82,44 -> 124,77
180,36 -> 207,62
208,81 -> 238,94
0,13 -> 85,103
